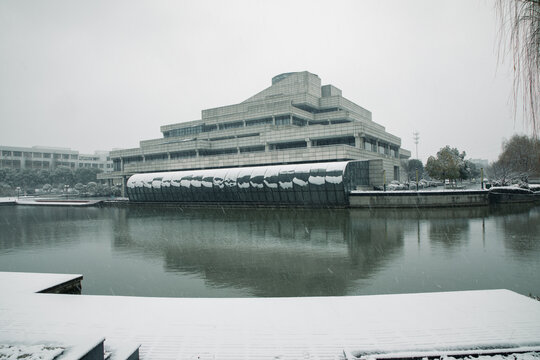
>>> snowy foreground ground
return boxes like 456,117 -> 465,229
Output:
0,346 -> 539,360
1,272 -> 540,360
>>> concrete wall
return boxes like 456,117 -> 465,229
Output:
349,190 -> 489,208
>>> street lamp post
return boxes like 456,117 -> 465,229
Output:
64,184 -> 70,200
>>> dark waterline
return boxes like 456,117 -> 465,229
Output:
0,204 -> 539,298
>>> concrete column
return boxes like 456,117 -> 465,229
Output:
167,152 -> 171,160
289,114 -> 293,125
121,176 -> 127,198
272,116 -> 276,125
142,155 -> 146,163
306,138 -> 312,148
265,142 -> 270,152
196,149 -> 200,158
120,158 -> 124,172
354,133 -> 361,149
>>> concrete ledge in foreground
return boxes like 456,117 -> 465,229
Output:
1,271 -> 540,359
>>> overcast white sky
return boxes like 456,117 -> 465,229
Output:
0,0 -> 530,162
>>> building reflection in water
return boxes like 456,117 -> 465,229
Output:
111,207 -> 405,297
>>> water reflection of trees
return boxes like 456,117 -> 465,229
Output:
111,206 -> 405,297
0,206 -> 104,250
497,207 -> 540,258
428,219 -> 470,248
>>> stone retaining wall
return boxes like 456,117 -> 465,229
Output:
349,190 -> 490,208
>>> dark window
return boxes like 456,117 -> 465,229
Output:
113,159 -> 121,171
246,118 -> 272,127
146,153 -> 168,161
308,120 -> 330,126
124,156 -> 143,164
292,117 -> 307,126
274,141 -> 307,150
168,125 -> 203,137
170,151 -> 196,159
313,137 -> 355,147
199,148 -> 237,156
203,124 -> 218,132
275,115 -> 290,126
239,145 -> 265,153
220,121 -> 243,130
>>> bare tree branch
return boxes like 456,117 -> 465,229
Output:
496,0 -> 540,137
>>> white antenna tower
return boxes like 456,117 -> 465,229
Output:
413,131 -> 420,159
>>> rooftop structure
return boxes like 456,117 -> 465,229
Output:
100,71 -> 410,193
0,145 -> 113,172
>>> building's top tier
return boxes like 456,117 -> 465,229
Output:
243,71 -> 323,102
197,71 -> 368,123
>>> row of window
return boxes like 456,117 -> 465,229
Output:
0,151 -> 109,162
0,159 -> 109,169
292,105 -> 341,114
1,151 -> 78,159
113,137 -> 399,170
364,141 -> 399,158
126,161 -> 370,205
162,115 -> 317,139
162,115 -> 357,140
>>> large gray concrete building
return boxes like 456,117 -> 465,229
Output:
100,71 -> 410,192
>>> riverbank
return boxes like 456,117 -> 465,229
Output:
3,187 -> 539,209
349,187 -> 539,208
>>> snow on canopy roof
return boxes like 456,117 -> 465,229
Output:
127,162 -> 350,188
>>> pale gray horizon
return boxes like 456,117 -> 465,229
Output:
0,0 -> 529,162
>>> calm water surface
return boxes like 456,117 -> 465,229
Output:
0,204 -> 539,297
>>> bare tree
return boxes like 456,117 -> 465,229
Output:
494,134 -> 540,181
496,0 -> 540,135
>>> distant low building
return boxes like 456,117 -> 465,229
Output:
0,145 -> 113,172
469,159 -> 489,169
99,71 -> 411,193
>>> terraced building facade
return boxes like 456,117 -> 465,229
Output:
100,71 -> 410,194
